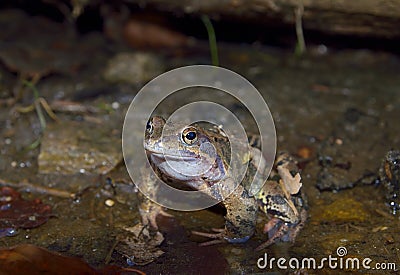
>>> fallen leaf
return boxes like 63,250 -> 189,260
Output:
116,224 -> 165,266
0,187 -> 52,234
0,244 -> 145,274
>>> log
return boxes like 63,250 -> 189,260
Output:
133,0 -> 400,39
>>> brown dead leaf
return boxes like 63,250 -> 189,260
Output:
0,244 -> 145,275
116,224 -> 164,266
0,187 -> 52,236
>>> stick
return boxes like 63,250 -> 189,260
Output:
0,178 -> 75,199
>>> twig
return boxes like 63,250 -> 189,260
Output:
347,223 -> 366,231
0,178 -> 75,199
104,237 -> 119,265
375,208 -> 395,220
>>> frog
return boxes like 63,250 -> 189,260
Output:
140,116 -> 307,249
379,150 -> 400,215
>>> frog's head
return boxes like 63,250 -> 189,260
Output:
144,116 -> 226,184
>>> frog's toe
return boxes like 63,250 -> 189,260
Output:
192,228 -> 224,239
192,228 -> 251,246
158,208 -> 174,218
191,228 -> 226,246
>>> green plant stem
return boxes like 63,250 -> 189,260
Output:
201,15 -> 219,66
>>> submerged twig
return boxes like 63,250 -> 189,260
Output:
347,223 -> 367,231
50,100 -> 99,114
375,208 -> 395,220
104,238 -> 120,265
0,178 -> 75,199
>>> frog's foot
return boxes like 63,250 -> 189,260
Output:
256,210 -> 307,251
139,203 -> 173,230
256,219 -> 289,251
192,228 -> 251,246
262,217 -> 281,233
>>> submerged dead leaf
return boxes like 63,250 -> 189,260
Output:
116,224 -> 165,266
0,244 -> 145,274
0,187 -> 52,236
123,15 -> 190,50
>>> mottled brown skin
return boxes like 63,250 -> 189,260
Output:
255,153 -> 307,250
141,116 -> 306,247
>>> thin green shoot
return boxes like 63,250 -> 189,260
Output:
294,3 -> 306,56
25,137 -> 42,151
201,15 -> 219,66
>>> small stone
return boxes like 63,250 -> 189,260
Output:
38,120 -> 122,175
103,52 -> 164,85
335,138 -> 343,145
111,102 -> 120,110
105,199 -> 115,207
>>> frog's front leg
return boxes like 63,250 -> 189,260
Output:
138,166 -> 173,229
139,197 -> 172,229
192,184 -> 258,245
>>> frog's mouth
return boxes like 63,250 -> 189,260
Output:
146,149 -> 199,162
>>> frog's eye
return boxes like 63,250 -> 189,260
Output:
146,119 -> 154,135
181,127 -> 198,145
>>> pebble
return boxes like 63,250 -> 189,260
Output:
105,199 -> 115,207
103,52 -> 164,85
